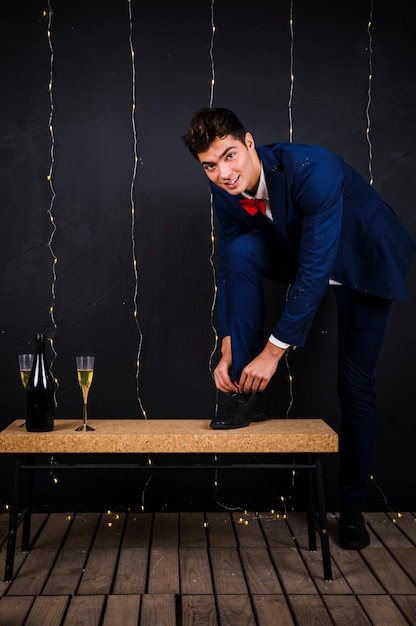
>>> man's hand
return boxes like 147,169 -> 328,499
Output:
238,341 -> 286,394
213,336 -> 238,394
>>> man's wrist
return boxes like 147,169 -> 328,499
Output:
221,335 -> 232,356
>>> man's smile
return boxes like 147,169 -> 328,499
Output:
224,175 -> 240,189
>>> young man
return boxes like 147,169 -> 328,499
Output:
182,107 -> 416,549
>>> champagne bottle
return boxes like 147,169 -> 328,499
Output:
26,333 -> 54,432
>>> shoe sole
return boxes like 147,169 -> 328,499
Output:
252,411 -> 270,422
210,412 -> 271,430
340,537 -> 370,550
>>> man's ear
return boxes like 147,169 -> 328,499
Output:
244,132 -> 256,150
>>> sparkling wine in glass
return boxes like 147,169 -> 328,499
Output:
18,354 -> 34,389
18,353 -> 34,427
75,356 -> 95,431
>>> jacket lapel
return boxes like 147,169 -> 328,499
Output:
259,147 -> 296,253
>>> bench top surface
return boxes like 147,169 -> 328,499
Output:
0,419 -> 338,454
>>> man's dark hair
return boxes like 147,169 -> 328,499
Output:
182,107 -> 246,159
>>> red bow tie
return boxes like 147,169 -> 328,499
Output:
239,198 -> 267,216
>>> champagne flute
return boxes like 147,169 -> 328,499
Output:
18,354 -> 34,427
18,354 -> 34,389
75,356 -> 95,431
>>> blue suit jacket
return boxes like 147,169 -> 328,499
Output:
210,143 -> 416,347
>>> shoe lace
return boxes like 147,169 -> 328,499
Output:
225,393 -> 250,417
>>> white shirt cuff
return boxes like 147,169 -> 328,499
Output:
268,334 -> 292,350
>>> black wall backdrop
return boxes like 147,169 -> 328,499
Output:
1,0 -> 415,514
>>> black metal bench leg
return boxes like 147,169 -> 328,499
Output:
314,454 -> 332,581
21,455 -> 34,553
4,455 -> 22,582
306,458 -> 317,552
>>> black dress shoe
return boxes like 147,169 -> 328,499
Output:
339,508 -> 370,550
210,393 -> 271,430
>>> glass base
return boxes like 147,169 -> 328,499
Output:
75,424 -> 95,431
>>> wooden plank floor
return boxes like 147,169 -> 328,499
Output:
0,510 -> 415,625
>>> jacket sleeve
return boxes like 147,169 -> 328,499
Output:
271,154 -> 344,346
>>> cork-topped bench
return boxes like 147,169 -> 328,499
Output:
0,418 -> 338,581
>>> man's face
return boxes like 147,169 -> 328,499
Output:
197,132 -> 260,196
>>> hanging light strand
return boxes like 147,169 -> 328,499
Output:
208,195 -> 219,414
207,0 -> 219,415
365,1 -> 374,185
288,0 -> 295,143
285,5 -> 295,417
128,0 -> 146,418
45,1 -> 59,402
209,0 -> 216,108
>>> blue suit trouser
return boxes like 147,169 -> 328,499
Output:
225,231 -> 393,510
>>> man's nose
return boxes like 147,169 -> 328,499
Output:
218,162 -> 232,179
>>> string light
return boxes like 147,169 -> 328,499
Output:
208,510 -> 297,532
280,495 -> 288,519
288,0 -> 295,143
212,455 -> 243,512
284,7 -> 295,453
369,473 -> 390,509
140,471 -> 153,512
45,1 -> 59,404
127,0 -> 151,510
285,1 -> 296,415
207,0 -> 219,416
49,454 -> 59,484
286,6 -> 303,502
208,197 -> 219,414
127,0 -> 146,418
103,508 -> 123,527
209,0 -> 216,108
364,5 -> 405,521
284,355 -> 294,418
365,1 -> 374,185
